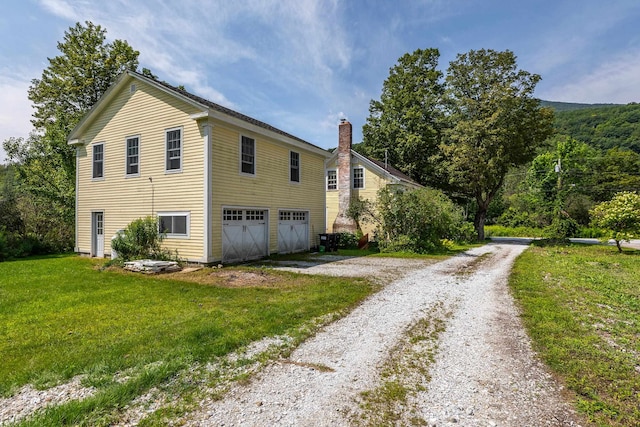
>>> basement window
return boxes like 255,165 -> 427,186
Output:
158,212 -> 190,238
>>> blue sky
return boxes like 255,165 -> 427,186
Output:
2,0 -> 640,163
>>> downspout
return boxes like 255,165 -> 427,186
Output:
75,147 -> 79,253
202,122 -> 213,263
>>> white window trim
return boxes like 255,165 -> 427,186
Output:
239,135 -> 256,176
326,169 -> 337,191
289,150 -> 300,183
92,142 -> 105,181
125,134 -> 141,178
165,126 -> 183,174
157,211 -> 190,238
352,166 -> 365,189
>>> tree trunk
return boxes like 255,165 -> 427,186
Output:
616,239 -> 622,253
474,205 -> 487,241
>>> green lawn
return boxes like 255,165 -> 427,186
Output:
0,255 -> 376,425
510,244 -> 640,427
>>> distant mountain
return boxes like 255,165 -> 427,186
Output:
539,100 -> 623,112
551,103 -> 640,153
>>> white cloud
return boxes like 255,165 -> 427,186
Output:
36,0 -> 352,102
39,0 -> 77,20
538,50 -> 640,104
0,73 -> 33,163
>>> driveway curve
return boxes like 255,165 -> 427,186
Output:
185,242 -> 583,426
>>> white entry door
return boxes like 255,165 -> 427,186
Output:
278,211 -> 309,254
92,211 -> 104,257
222,209 -> 268,263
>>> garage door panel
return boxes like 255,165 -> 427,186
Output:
222,224 -> 244,263
278,211 -> 308,254
222,209 -> 268,263
245,223 -> 268,260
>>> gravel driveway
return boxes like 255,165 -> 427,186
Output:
185,242 -> 583,426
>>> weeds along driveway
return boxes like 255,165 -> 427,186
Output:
184,242 -> 583,426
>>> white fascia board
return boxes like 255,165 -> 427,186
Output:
205,110 -> 330,158
349,150 -> 401,183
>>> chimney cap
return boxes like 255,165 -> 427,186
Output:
340,118 -> 347,124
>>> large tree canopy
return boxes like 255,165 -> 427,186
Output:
360,48 -> 554,240
441,49 -> 554,240
2,21 -> 140,252
28,21 -> 139,133
360,48 -> 445,186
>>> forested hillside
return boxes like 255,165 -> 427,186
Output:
489,101 -> 640,231
540,100 -> 621,112
552,103 -> 640,153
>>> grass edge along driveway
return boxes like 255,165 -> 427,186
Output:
0,255 -> 377,425
510,243 -> 640,427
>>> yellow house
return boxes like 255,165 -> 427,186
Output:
326,120 -> 422,239
68,70 -> 329,264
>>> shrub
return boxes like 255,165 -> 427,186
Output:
376,186 -> 468,253
336,232 -> 360,249
0,228 -> 46,261
110,216 -> 178,263
544,215 -> 579,239
497,207 -> 539,228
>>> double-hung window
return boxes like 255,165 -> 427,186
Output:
241,136 -> 255,175
92,143 -> 104,179
158,212 -> 189,237
126,136 -> 140,176
290,151 -> 300,182
166,128 -> 182,172
327,170 -> 337,190
353,167 -> 364,189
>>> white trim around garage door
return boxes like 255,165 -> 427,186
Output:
221,206 -> 270,263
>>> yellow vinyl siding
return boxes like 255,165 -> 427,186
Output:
352,161 -> 391,238
210,125 -> 326,260
76,77 -> 205,261
76,73 -> 328,263
325,157 -> 393,238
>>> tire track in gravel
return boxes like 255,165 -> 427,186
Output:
184,242 -> 583,427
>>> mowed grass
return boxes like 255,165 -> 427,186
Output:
0,255 -> 376,422
510,244 -> 640,426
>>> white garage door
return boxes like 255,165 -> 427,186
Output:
278,210 -> 309,254
222,209 -> 268,263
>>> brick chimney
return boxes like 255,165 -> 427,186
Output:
332,119 -> 358,233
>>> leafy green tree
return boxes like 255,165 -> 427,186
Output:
442,49 -> 554,240
360,48 -> 445,186
2,22 -> 139,251
28,21 -> 139,132
526,136 -> 597,225
590,192 -> 640,252
590,147 -> 640,202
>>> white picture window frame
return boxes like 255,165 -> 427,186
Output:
158,211 -> 190,238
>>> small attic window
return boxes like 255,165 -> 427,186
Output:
130,84 -> 136,93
